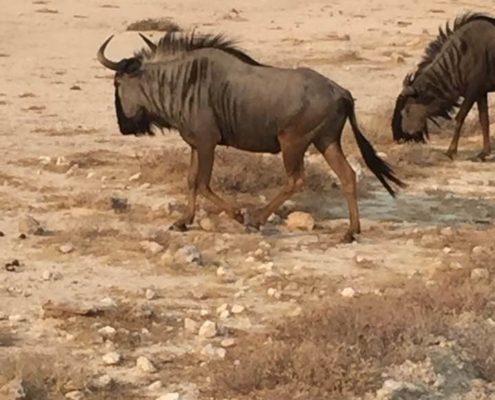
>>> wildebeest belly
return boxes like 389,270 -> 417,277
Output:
218,119 -> 282,153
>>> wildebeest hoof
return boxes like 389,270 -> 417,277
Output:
341,231 -> 358,244
169,220 -> 190,232
231,209 -> 245,225
471,151 -> 491,162
445,150 -> 457,160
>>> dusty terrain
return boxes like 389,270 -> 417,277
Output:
1,0 -> 495,399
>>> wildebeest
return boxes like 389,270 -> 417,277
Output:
392,12 -> 495,160
97,31 -> 405,242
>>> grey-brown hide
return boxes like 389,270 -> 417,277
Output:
392,13 -> 495,159
97,31 -> 405,242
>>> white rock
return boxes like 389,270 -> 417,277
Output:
99,297 -> 118,310
148,381 -> 162,391
129,172 -> 141,182
231,305 -> 245,314
87,171 -> 95,179
157,393 -> 180,400
199,217 -> 215,231
471,268 -> 489,281
145,288 -> 158,300
200,309 -> 209,317
267,288 -> 277,297
175,245 -> 202,265
102,352 -> 121,365
59,243 -> 74,254
201,344 -> 226,359
184,318 -> 199,333
9,314 -> 26,322
42,270 -> 53,281
286,211 -> 315,231
136,356 -> 157,373
440,227 -> 454,236
443,246 -> 452,254
216,303 -> 229,314
140,183 -> 151,189
450,262 -> 464,270
219,310 -> 230,320
472,246 -> 485,255
198,320 -> 217,338
216,267 -> 226,276
92,374 -> 112,389
340,287 -> 356,298
140,241 -> 164,255
0,378 -> 25,399
221,338 -> 236,348
98,326 -> 117,338
65,391 -> 84,400
56,156 -> 68,166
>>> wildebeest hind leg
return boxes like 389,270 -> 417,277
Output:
195,146 -> 244,224
246,136 -> 307,229
474,94 -> 491,161
170,148 -> 199,231
314,139 -> 360,243
445,97 -> 475,160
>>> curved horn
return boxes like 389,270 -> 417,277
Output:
139,33 -> 157,51
97,35 -> 120,71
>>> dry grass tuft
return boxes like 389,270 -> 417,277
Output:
210,268 -> 495,399
126,18 -> 181,32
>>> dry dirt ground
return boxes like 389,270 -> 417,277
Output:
1,0 -> 495,399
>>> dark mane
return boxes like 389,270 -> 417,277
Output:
416,12 -> 495,73
138,30 -> 265,67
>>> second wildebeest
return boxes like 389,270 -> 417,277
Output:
97,31 -> 405,242
392,13 -> 495,160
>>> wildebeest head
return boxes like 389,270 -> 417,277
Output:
97,35 -> 157,136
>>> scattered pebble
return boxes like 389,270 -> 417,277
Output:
0,378 -> 26,400
145,288 -> 158,300
340,287 -> 356,298
450,261 -> 464,270
136,356 -> 157,373
59,243 -> 74,254
200,309 -> 209,317
231,305 -> 245,314
92,374 -> 112,389
198,320 -> 217,338
102,352 -> 121,365
199,217 -> 215,231
157,393 -> 180,400
440,227 -> 454,236
219,310 -> 230,320
201,343 -> 226,359
471,268 -> 489,281
65,391 -> 84,400
286,211 -> 315,231
5,259 -> 20,272
267,288 -> 281,299
443,246 -> 452,254
216,303 -> 229,314
98,326 -> 117,339
184,318 -> 198,333
148,381 -> 162,391
175,245 -> 202,265
216,267 -> 226,276
99,297 -> 118,310
221,338 -> 236,348
9,314 -> 26,323
472,246 -> 485,255
42,270 -> 53,281
140,241 -> 164,255
129,172 -> 142,181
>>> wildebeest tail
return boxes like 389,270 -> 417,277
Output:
345,98 -> 406,197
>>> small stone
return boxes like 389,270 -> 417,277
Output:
129,172 -> 141,181
472,246 -> 485,255
174,245 -> 202,265
267,288 -> 277,297
231,305 -> 245,314
145,288 -> 157,300
198,320 -> 217,338
340,287 -> 356,298
471,268 -> 489,281
289,306 -> 303,317
9,314 -> 26,322
286,211 -> 315,231
99,297 -> 117,310
221,338 -> 236,348
136,356 -> 157,373
216,303 -> 229,314
219,310 -> 230,320
140,182 -> 151,189
65,391 -> 84,400
157,393 -> 180,400
443,246 -> 452,254
0,378 -> 26,399
42,270 -> 53,281
355,255 -> 367,264
140,241 -> 164,255
440,227 -> 454,236
92,374 -> 112,389
450,261 -> 464,270
245,256 -> 255,263
59,244 -> 74,254
148,381 -> 162,391
98,326 -> 117,338
216,267 -> 226,276
102,351 -> 121,365
199,217 -> 215,231
184,318 -> 198,333
201,344 -> 226,359
200,309 -> 209,316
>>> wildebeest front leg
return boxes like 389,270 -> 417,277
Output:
445,97 -> 475,160
195,146 -> 244,224
170,148 -> 199,231
246,138 -> 306,229
475,93 -> 491,161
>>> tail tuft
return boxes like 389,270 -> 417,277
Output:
346,98 -> 407,197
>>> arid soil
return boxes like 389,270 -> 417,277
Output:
1,1 -> 495,399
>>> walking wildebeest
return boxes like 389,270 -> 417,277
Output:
392,12 -> 495,160
97,31 -> 405,242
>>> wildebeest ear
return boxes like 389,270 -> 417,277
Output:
401,86 -> 417,97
